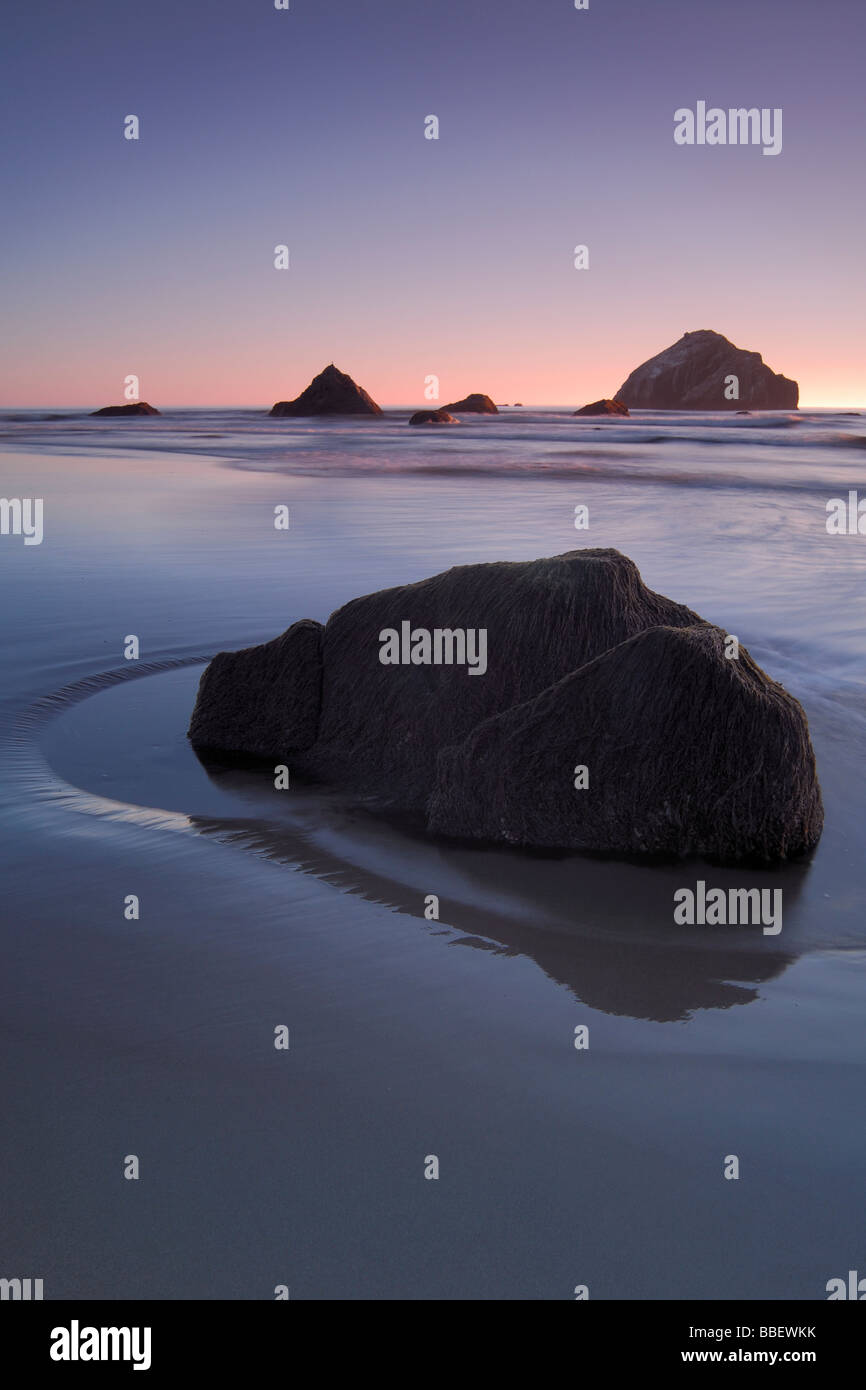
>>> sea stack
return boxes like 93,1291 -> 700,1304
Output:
270,364 -> 383,417
615,330 -> 799,410
441,393 -> 498,414
574,399 -> 629,417
90,402 -> 161,416
188,549 -> 822,864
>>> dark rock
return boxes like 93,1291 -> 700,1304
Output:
514,402 -> 524,407
188,548 -> 823,862
440,393 -> 498,414
188,620 -> 323,757
90,402 -> 161,416
428,624 -> 822,861
616,330 -> 799,410
574,398 -> 629,417
408,409 -> 459,425
191,550 -> 699,811
270,363 -> 382,417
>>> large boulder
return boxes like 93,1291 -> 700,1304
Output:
428,625 -> 822,861
408,409 -> 459,425
615,330 -> 798,410
440,393 -> 498,414
574,398 -> 629,417
188,620 -> 322,757
191,551 -> 699,811
270,364 -> 382,417
91,402 -> 160,416
188,550 -> 823,863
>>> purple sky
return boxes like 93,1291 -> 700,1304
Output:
1,0 -> 864,406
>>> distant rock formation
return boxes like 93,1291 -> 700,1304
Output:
90,402 -> 160,416
615,331 -> 798,410
441,393 -> 498,414
574,399 -> 629,417
188,549 -> 823,863
408,409 -> 459,425
270,364 -> 382,417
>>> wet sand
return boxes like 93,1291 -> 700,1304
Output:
1,438 -> 865,1298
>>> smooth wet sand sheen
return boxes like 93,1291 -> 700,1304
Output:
1,430 -> 865,1297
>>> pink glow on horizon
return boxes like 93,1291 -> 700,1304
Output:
3,319 -> 864,410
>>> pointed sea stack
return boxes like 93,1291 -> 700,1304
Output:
90,402 -> 161,416
188,549 -> 822,863
270,364 -> 383,417
616,330 -> 798,410
440,393 -> 498,414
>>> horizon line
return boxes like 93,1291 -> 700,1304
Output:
2,401 -> 863,412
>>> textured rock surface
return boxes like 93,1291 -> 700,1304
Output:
90,402 -> 161,416
188,549 -> 823,862
408,409 -> 458,425
574,398 -> 629,417
428,624 -> 823,861
440,393 -> 498,414
190,551 -> 693,799
270,364 -> 382,417
615,330 -> 798,410
188,620 -> 323,757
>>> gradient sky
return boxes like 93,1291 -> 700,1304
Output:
1,0 -> 864,407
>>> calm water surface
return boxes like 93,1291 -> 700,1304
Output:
1,409 -> 864,1298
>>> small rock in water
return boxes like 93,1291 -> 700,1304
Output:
440,393 -> 498,414
574,398 -> 629,417
408,409 -> 459,425
90,402 -> 160,416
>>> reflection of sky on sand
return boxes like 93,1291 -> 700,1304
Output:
24,660 -> 847,1026
3,441 -> 866,1298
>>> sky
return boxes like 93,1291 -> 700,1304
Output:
1,0 -> 864,408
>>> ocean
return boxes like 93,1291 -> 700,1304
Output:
1,406 -> 865,1299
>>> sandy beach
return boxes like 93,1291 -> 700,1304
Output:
1,419 -> 864,1297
